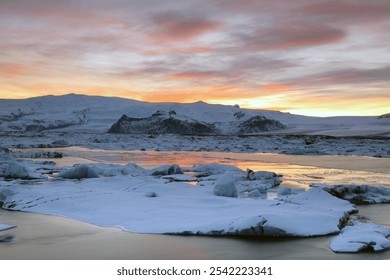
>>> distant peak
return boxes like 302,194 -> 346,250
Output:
193,100 -> 207,105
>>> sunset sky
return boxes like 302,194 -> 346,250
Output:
0,0 -> 389,116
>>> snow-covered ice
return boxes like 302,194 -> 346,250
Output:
311,184 -> 390,204
0,162 -> 356,237
0,223 -> 16,232
213,173 -> 238,198
59,164 -> 100,179
330,220 -> 390,253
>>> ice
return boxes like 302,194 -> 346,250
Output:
151,164 -> 183,176
311,183 -> 390,204
59,164 -> 100,179
1,162 -> 44,180
0,223 -> 16,232
277,187 -> 292,196
246,169 -> 282,186
0,164 -> 356,237
213,173 -> 238,198
161,174 -> 196,182
186,164 -> 244,177
330,220 -> 390,253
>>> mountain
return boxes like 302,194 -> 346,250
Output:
108,111 -> 216,135
378,113 -> 390,119
0,93 -> 389,136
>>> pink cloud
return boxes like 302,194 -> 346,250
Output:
165,71 -> 222,79
142,46 -> 212,55
287,67 -> 390,88
300,0 -> 390,23
149,13 -> 224,43
240,23 -> 346,50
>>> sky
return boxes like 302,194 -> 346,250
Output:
0,0 -> 389,117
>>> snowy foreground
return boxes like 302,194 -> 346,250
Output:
1,156 -> 390,253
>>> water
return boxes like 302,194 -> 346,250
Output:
2,148 -> 390,259
1,208 -> 389,260
21,147 -> 390,189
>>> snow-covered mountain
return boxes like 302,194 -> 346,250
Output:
0,93 -> 389,136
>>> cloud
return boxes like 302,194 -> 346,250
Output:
290,67 -> 390,88
142,46 -> 212,56
165,71 -> 223,79
299,0 -> 390,24
234,23 -> 346,51
149,12 -> 224,43
0,0 -> 389,116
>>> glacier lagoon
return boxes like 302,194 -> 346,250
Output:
1,148 -> 390,259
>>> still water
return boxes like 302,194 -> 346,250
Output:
1,148 -> 390,259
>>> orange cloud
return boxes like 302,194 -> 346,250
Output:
262,84 -> 292,92
142,47 -> 212,56
165,71 -> 221,80
0,63 -> 29,78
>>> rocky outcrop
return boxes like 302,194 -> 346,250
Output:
237,116 -> 286,134
108,111 -> 216,135
378,113 -> 390,119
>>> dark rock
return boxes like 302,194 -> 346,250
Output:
25,124 -> 45,132
108,113 -> 216,135
237,116 -> 286,134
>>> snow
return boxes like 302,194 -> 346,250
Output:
213,173 -> 238,198
311,183 -> 390,204
161,174 -> 196,182
59,164 -> 100,179
151,164 -> 183,176
330,220 -> 390,253
0,223 -> 16,232
185,164 -> 244,177
1,93 -> 389,137
3,131 -> 389,158
0,162 -> 356,237
1,162 -> 45,180
0,94 -> 389,253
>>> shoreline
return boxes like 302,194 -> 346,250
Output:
1,208 -> 390,260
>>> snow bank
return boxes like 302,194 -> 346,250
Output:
311,184 -> 390,204
330,221 -> 390,253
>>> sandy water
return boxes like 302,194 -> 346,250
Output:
1,149 -> 390,259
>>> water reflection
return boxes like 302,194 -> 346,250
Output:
18,147 -> 390,190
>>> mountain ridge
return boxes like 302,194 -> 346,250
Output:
0,93 -> 389,136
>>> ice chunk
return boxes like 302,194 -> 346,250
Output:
277,187 -> 292,196
213,173 -> 238,198
247,189 -> 262,197
59,164 -> 99,179
151,164 -> 183,176
2,162 -> 43,180
311,183 -> 390,204
330,221 -> 390,253
0,223 -> 16,231
187,164 -> 243,177
246,169 -> 281,186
